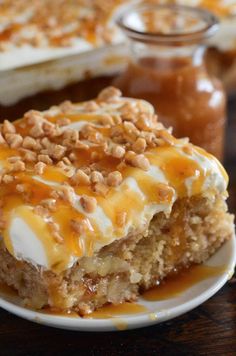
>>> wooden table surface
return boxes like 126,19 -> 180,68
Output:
0,100 -> 235,356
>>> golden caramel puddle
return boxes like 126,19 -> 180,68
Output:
0,282 -> 18,297
41,308 -> 79,318
142,264 -> 226,301
41,302 -> 146,319
84,302 -> 147,319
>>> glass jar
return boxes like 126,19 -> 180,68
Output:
113,4 -> 226,160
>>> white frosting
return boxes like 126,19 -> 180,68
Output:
177,146 -> 227,194
145,165 -> 168,184
8,145 -> 226,271
0,39 -> 93,72
10,216 -> 49,268
185,171 -> 201,196
0,43 -> 129,106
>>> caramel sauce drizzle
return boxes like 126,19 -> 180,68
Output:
0,106 -> 227,273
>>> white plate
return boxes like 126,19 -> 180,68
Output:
0,236 -> 235,332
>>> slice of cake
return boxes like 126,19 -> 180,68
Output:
0,87 -> 234,314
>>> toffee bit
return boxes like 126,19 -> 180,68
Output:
38,154 -> 53,165
56,117 -> 71,127
41,199 -> 56,211
50,144 -> 67,161
24,110 -> 44,125
2,174 -> 14,184
22,136 -> 38,150
5,133 -> 23,149
107,171 -> 122,187
10,160 -> 25,172
0,133 -> 6,145
16,184 -> 25,193
70,219 -> 90,234
71,170 -> 90,186
116,211 -> 127,228
132,138 -> 147,153
125,151 -> 136,164
97,86 -> 122,103
7,156 -> 21,163
48,222 -> 63,244
90,171 -> 104,184
120,102 -> 137,121
59,100 -> 74,113
2,120 -> 16,134
33,205 -> 49,217
110,145 -> 125,159
99,115 -> 114,126
29,123 -> 44,138
22,149 -> 37,163
83,101 -> 99,112
80,195 -> 97,213
93,182 -> 109,197
60,185 -> 75,204
69,152 -> 76,162
131,154 -> 150,171
34,162 -> 46,175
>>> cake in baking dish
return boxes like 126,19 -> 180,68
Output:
0,87 -> 233,314
2,0 -> 236,122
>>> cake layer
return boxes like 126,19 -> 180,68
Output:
0,193 -> 233,314
0,87 -> 228,273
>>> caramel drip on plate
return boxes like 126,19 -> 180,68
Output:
85,302 -> 147,319
42,302 -> 147,319
142,264 -> 226,301
0,282 -> 18,297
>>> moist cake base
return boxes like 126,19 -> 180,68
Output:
0,193 -> 233,315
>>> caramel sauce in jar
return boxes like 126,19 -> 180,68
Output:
114,3 -> 226,160
114,56 -> 226,160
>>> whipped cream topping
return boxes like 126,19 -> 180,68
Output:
0,92 -> 228,273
